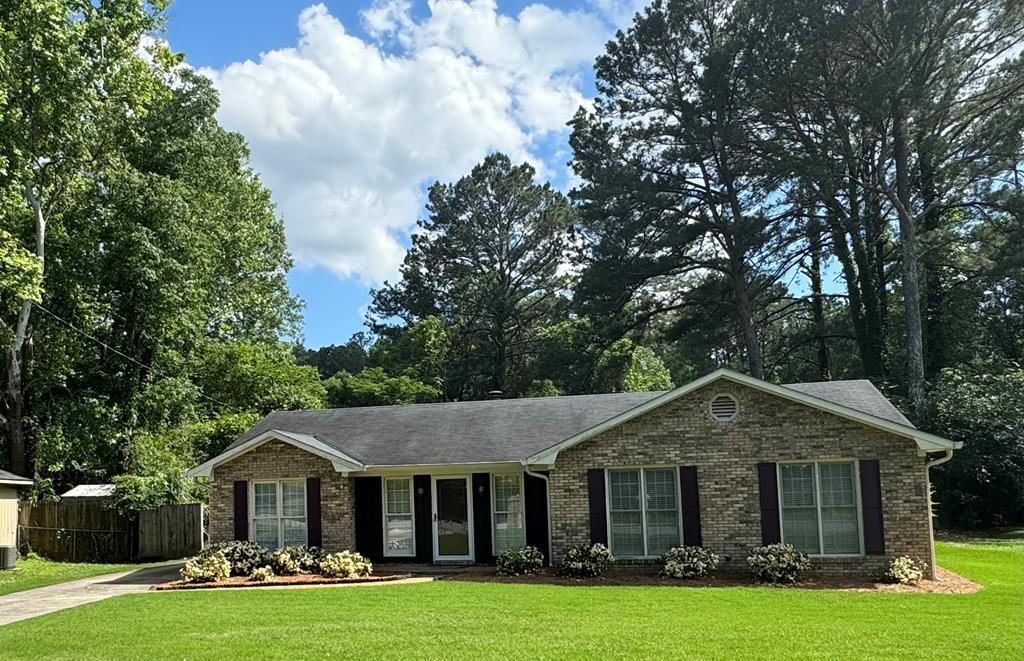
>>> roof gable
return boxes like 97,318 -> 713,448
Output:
524,369 -> 959,465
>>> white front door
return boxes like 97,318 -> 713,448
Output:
431,476 -> 474,561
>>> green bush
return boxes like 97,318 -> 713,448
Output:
280,545 -> 325,572
180,550 -> 230,583
249,566 -> 275,582
496,546 -> 545,576
319,551 -> 373,578
747,544 -> 811,583
270,549 -> 300,575
559,542 -> 613,578
884,555 -> 927,584
662,545 -> 720,579
206,541 -> 270,576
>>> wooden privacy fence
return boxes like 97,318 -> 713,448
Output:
18,501 -> 203,562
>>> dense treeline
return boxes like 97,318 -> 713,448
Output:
1,1 -> 1020,528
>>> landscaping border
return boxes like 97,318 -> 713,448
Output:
153,572 -> 413,591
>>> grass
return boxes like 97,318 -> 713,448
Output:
0,556 -> 145,597
0,539 -> 1020,660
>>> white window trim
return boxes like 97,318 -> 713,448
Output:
604,466 -> 684,559
776,459 -> 865,558
490,472 -> 526,556
250,479 -> 307,549
381,476 -> 416,558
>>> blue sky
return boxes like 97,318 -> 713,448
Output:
163,1 -> 642,348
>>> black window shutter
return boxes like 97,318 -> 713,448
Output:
472,473 -> 492,562
306,477 -> 322,547
757,463 -> 781,545
679,466 -> 703,547
353,476 -> 383,560
859,459 -> 885,554
233,480 -> 248,541
413,475 -> 432,562
587,468 -> 608,545
524,471 -> 550,564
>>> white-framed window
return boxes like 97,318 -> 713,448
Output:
383,477 -> 415,557
491,473 -> 525,554
606,467 -> 681,558
778,460 -> 862,556
251,479 -> 307,549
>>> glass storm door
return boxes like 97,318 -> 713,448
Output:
432,476 -> 473,561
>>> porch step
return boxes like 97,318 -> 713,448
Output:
382,564 -> 479,576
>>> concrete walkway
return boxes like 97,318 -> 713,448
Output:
0,562 -> 183,626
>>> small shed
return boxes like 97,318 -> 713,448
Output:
61,484 -> 115,500
1,469 -> 33,554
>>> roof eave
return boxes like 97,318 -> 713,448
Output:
185,429 -> 366,478
524,369 -> 960,464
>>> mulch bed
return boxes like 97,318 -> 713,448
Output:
441,566 -> 981,594
152,572 -> 413,591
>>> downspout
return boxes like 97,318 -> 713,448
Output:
924,449 -> 954,580
525,468 -> 553,567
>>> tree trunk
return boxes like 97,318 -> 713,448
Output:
807,212 -> 831,380
732,266 -> 765,379
918,143 -> 945,378
6,185 -> 46,475
892,104 -> 925,415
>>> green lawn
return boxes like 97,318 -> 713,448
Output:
0,540 -> 1020,660
0,557 -> 144,596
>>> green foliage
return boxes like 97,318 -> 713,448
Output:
249,566 -> 274,583
925,366 -> 1024,528
496,546 -> 545,576
324,368 -> 439,408
206,541 -> 271,577
594,339 -> 675,393
662,546 -> 720,579
559,542 -> 613,578
524,380 -> 560,398
747,544 -> 811,584
295,333 -> 369,378
109,472 -> 202,515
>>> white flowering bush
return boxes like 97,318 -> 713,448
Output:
747,543 -> 811,583
180,550 -> 231,583
559,542 -> 613,578
662,545 -> 720,579
885,555 -> 927,584
270,550 -> 300,575
206,541 -> 270,576
320,551 -> 373,578
496,546 -> 545,576
249,566 -> 275,583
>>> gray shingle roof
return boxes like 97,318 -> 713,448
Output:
782,380 -> 914,427
228,378 -> 914,467
62,484 -> 115,498
234,392 -> 663,466
0,469 -> 32,485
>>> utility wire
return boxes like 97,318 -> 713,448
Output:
33,302 -> 243,414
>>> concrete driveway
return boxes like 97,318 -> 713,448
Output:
0,562 -> 183,626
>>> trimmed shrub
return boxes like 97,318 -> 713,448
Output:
181,550 -> 231,583
249,566 -> 275,583
320,551 -> 373,578
559,542 -> 613,578
885,555 -> 927,584
496,546 -> 545,576
206,541 -> 270,576
281,545 -> 325,573
270,549 -> 300,575
662,545 -> 720,579
747,543 -> 811,583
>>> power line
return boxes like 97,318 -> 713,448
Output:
33,302 -> 243,413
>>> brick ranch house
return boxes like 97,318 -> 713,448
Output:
187,369 -> 961,578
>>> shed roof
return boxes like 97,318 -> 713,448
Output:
61,484 -> 115,498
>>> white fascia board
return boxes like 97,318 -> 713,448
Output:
525,369 -> 961,465
184,429 -> 365,477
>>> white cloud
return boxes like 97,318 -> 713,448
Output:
203,1 -> 609,285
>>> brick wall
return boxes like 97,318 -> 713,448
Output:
548,382 -> 933,577
209,440 -> 355,551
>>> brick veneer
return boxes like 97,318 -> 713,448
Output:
547,382 -> 934,578
209,440 -> 355,551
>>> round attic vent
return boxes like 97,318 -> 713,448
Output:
710,394 -> 738,422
